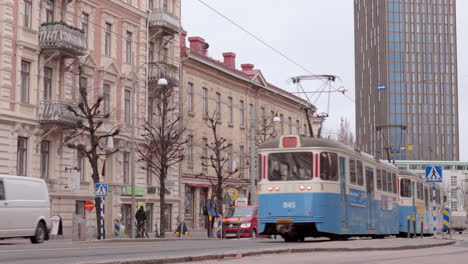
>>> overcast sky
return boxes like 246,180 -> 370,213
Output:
182,0 -> 467,161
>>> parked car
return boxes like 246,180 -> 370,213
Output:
0,175 -> 51,243
220,205 -> 259,238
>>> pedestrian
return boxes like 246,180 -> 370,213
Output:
205,195 -> 219,238
135,206 -> 146,237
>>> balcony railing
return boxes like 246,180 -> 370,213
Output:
148,62 -> 179,85
149,9 -> 180,34
38,100 -> 82,127
39,23 -> 87,57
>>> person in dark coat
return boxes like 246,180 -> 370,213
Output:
205,195 -> 219,238
135,206 -> 147,231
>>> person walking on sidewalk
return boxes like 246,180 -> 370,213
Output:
205,195 -> 219,238
135,206 -> 147,238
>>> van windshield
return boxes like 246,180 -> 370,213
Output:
224,207 -> 254,217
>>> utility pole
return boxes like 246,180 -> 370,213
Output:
130,53 -> 137,238
249,105 -> 256,205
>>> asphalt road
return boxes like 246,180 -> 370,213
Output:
0,235 -> 461,264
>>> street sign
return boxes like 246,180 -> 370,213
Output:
85,200 -> 95,212
95,183 -> 108,197
227,188 -> 239,201
425,166 -> 442,182
377,84 -> 386,90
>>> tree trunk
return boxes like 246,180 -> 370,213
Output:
159,167 -> 167,238
90,158 -> 103,239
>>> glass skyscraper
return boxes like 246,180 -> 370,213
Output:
354,0 -> 459,161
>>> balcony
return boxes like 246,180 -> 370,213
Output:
39,22 -> 87,58
38,100 -> 82,127
148,9 -> 180,35
148,62 -> 179,85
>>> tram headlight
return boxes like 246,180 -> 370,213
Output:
267,186 -> 273,191
274,186 -> 280,191
299,185 -> 305,190
307,186 -> 312,190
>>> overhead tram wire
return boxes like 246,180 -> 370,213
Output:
196,0 -> 353,106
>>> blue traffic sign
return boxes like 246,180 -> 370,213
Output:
377,84 -> 386,90
425,166 -> 442,182
95,183 -> 108,197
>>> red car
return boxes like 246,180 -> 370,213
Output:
220,206 -> 259,238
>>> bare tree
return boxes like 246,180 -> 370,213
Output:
255,114 -> 277,147
138,85 -> 186,238
199,113 -> 240,215
337,117 -> 356,147
66,65 -> 119,239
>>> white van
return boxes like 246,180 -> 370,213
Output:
0,175 -> 51,243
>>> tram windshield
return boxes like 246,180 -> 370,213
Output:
268,152 -> 313,181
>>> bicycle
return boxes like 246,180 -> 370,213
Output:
136,221 -> 150,239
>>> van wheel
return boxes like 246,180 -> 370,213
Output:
30,222 -> 46,244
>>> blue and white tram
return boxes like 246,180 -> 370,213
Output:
258,136 -> 400,241
398,170 -> 442,236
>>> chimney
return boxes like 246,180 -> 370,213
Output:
241,63 -> 254,72
222,52 -> 236,69
188,37 -> 205,55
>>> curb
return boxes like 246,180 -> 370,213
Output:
84,240 -> 456,264
82,238 -> 218,243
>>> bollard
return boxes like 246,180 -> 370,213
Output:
407,215 -> 411,238
113,219 -> 121,237
237,218 -> 241,240
420,218 -> 424,238
413,216 -> 417,238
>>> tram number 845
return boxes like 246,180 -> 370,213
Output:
283,202 -> 296,209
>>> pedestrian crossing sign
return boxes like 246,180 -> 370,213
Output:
425,166 -> 442,182
95,183 -> 108,197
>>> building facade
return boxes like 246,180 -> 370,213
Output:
179,33 -> 310,229
354,0 -> 459,161
0,0 -> 181,238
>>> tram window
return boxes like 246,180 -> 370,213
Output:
387,173 -> 393,193
356,160 -> 364,186
400,179 -> 411,198
416,183 -> 423,200
257,154 -> 262,182
376,169 -> 382,190
320,152 -> 338,181
268,152 -> 313,181
392,173 -> 397,194
382,171 -> 388,192
350,159 -> 357,184
424,187 -> 429,205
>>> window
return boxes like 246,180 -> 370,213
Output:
148,0 -> 154,9
202,138 -> 208,166
202,88 -> 208,116
75,201 -> 85,216
123,152 -> 129,184
20,61 -> 30,103
215,92 -> 221,120
356,160 -> 364,185
451,189 -> 457,199
77,151 -> 85,182
148,97 -> 153,124
0,180 -> 4,200
124,89 -> 131,123
296,120 -> 300,135
288,117 -> 292,134
320,152 -> 338,181
400,178 -> 411,197
82,13 -> 89,44
149,42 -> 155,62
388,172 -> 393,194
40,141 -> 49,178
161,47 -> 168,63
451,201 -> 457,211
43,67 -> 52,99
239,100 -> 245,126
103,84 -> 110,115
350,159 -> 357,184
147,160 -> 152,186
268,152 -> 313,181
451,175 -> 457,186
17,137 -> 27,176
228,97 -> 233,123
104,23 -> 112,56
228,145 -> 233,171
78,77 -> 86,103
24,0 -> 32,28
125,31 -> 132,64
249,104 -> 254,124
392,173 -> 397,194
376,169 -> 382,190
239,146 -> 244,171
382,171 -> 388,192
187,135 -> 193,165
280,114 -> 284,135
260,107 -> 266,126
187,83 -> 194,112
45,0 -> 54,23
